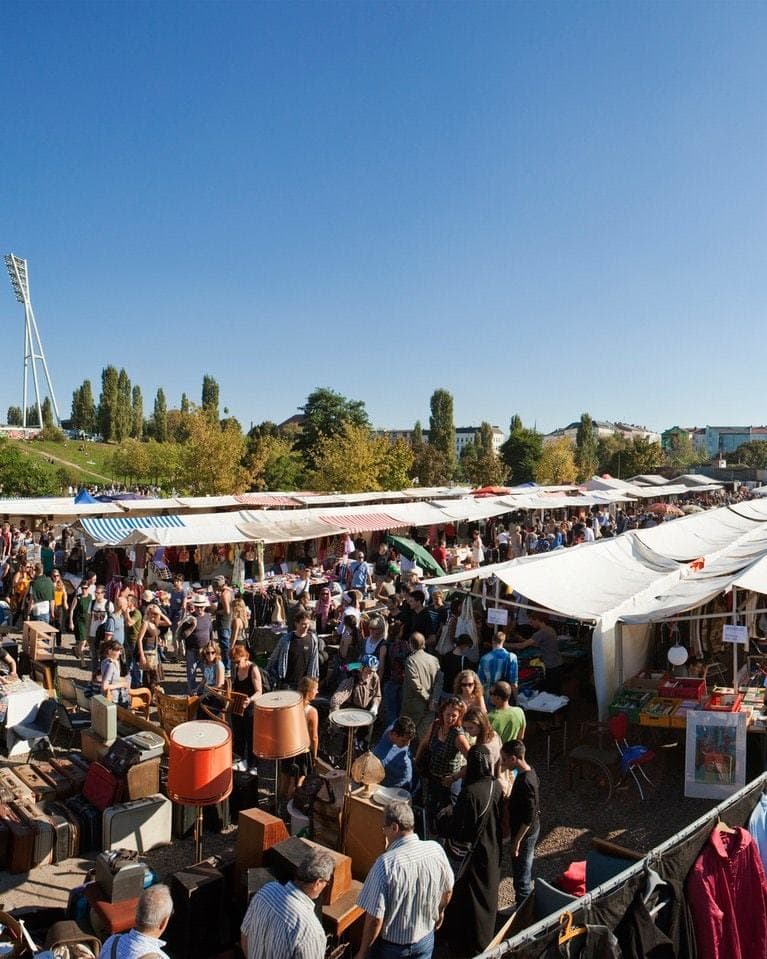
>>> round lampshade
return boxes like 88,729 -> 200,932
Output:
167,720 -> 233,806
252,691 -> 311,759
351,751 -> 385,795
667,644 -> 689,667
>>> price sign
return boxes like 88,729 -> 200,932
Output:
722,624 -> 748,645
487,607 -> 508,626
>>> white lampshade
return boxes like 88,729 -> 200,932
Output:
667,644 -> 689,667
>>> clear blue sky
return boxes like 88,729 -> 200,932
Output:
2,1 -> 766,435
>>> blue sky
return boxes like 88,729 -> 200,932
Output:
2,1 -> 766,436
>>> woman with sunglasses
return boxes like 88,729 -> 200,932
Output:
194,640 -> 227,717
453,669 -> 487,714
414,696 -> 470,828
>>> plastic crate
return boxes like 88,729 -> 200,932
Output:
609,689 -> 652,724
669,700 -> 700,729
624,671 -> 668,693
704,692 -> 743,712
639,697 -> 680,728
658,678 -> 706,702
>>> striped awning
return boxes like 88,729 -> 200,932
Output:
317,511 -> 405,534
234,494 -> 303,507
81,514 -> 187,543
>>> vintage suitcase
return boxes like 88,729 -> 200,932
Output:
103,738 -> 142,778
65,795 -> 102,851
3,802 -> 35,873
11,764 -> 56,802
80,728 -> 111,763
0,768 -> 35,803
49,754 -> 89,792
172,797 -> 230,839
33,760 -> 75,799
103,794 -> 172,853
46,801 -> 81,859
265,837 -> 352,906
83,762 -> 121,811
124,730 -> 166,761
0,811 -> 9,869
13,800 -> 55,866
236,807 -> 289,870
124,757 -> 161,801
166,861 -> 226,959
46,806 -> 74,863
95,851 -> 147,903
90,695 -> 117,744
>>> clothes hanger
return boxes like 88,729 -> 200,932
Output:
715,815 -> 736,834
559,911 -> 587,945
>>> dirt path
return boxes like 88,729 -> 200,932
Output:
26,447 -> 114,483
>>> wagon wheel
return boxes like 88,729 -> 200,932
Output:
567,755 -> 614,803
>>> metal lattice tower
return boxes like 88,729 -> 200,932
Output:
4,253 -> 61,428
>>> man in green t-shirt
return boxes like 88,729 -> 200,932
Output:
488,681 -> 526,743
27,563 -> 55,624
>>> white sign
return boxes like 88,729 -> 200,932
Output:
487,607 -> 508,626
722,624 -> 748,645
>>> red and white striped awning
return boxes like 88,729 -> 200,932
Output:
318,511 -> 405,534
235,494 -> 303,507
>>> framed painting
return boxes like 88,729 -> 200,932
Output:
684,709 -> 748,799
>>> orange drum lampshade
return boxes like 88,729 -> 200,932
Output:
252,691 -> 310,760
168,721 -> 233,806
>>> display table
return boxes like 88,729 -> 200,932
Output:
521,694 -> 569,769
0,676 -> 47,757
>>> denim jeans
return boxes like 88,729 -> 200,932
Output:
30,612 -> 51,624
510,819 -> 540,903
217,627 -> 231,671
186,648 -> 200,693
370,931 -> 434,959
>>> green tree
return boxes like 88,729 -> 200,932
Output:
6,406 -> 22,426
0,437 -> 58,495
112,439 -> 151,484
499,416 -> 543,484
378,436 -> 415,491
534,437 -> 578,484
115,369 -> 132,442
180,392 -> 191,414
411,444 -> 452,487
460,422 -> 506,486
296,388 -> 370,472
131,385 -> 144,440
25,405 -> 40,427
733,441 -> 767,468
56,465 -> 79,491
307,425 -> 412,493
98,366 -> 119,441
178,409 -> 248,494
152,388 -> 168,442
596,430 -> 628,477
575,412 -> 599,481
71,380 -> 97,434
201,374 -> 220,422
665,432 -> 703,472
40,397 -> 54,429
620,436 -> 663,477
428,389 -> 456,476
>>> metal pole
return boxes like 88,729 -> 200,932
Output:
22,319 -> 29,428
732,585 -> 739,688
194,805 -> 203,863
616,621 -> 624,687
340,725 -> 355,854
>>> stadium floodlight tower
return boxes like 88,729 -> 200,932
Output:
4,253 -> 61,429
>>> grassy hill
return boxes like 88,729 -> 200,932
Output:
8,437 -> 117,487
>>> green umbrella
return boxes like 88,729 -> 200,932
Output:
386,534 -> 446,576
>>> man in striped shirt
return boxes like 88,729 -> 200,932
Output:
240,849 -> 333,959
354,801 -> 453,959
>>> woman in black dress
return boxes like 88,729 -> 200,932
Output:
439,745 -> 504,957
230,642 -> 262,772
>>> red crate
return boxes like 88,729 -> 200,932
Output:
658,678 -> 706,702
704,692 -> 743,713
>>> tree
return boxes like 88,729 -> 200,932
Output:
178,409 -> 248,494
307,425 -> 414,493
620,437 -> 663,477
115,369 -> 132,442
180,392 -> 191,414
201,375 -> 220,423
25,405 -> 40,427
534,438 -> 578,484
575,412 -> 599,481
39,397 -> 54,429
131,386 -> 144,440
98,366 -> 119,441
733,441 -> 767,469
411,443 -> 452,487
665,432 -> 704,472
6,406 -> 22,426
428,389 -> 456,475
0,437 -> 58,495
596,430 -> 628,477
460,423 -> 506,486
499,416 -> 543,484
71,380 -> 97,434
152,388 -> 168,442
296,388 -> 370,472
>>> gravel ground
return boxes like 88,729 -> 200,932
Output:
1,635 -> 718,927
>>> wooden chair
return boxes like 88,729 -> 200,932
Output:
155,691 -> 199,733
128,687 -> 152,719
57,674 -> 79,710
197,679 -> 234,724
31,658 -> 57,695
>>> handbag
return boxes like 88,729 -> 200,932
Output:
435,619 -> 455,657
455,596 -> 479,659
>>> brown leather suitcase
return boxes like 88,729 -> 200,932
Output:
49,755 -> 88,792
2,802 -> 34,873
124,757 -> 161,801
46,801 -> 81,859
34,760 -> 74,799
0,768 -> 36,803
11,764 -> 56,802
13,801 -> 55,866
0,812 -> 9,869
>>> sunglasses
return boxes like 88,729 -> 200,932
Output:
460,682 -> 475,688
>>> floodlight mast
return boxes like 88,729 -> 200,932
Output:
4,254 -> 61,429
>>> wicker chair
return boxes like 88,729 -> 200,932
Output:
155,691 -> 199,733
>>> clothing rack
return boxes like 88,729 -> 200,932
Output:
474,771 -> 767,958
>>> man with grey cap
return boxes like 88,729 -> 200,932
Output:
354,800 -> 453,959
98,884 -> 173,959
240,848 -> 333,959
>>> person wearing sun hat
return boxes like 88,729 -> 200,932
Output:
178,592 -> 213,692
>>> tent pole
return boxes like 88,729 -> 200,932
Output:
616,621 -> 624,687
732,585 -> 739,688
256,541 -> 265,583
494,576 -> 500,637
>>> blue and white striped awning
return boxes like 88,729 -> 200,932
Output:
81,514 -> 187,544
